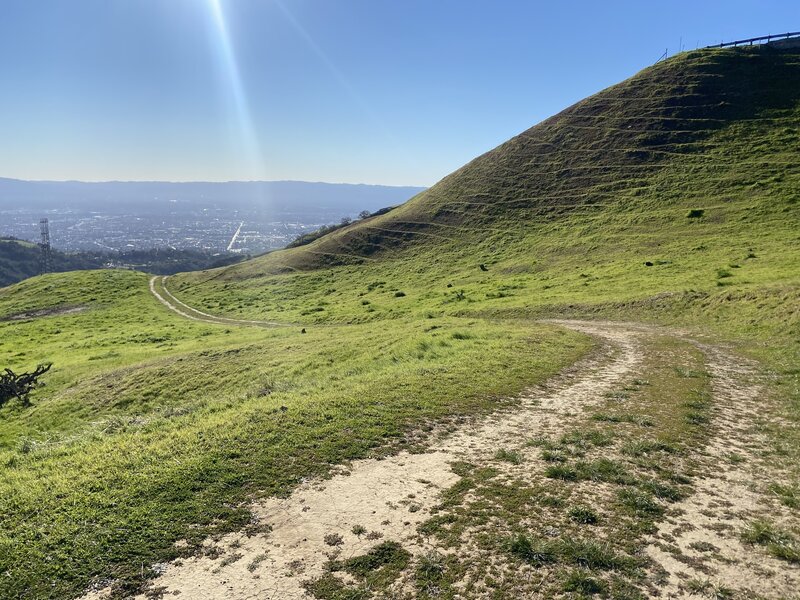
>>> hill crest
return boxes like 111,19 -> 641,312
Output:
200,45 -> 799,279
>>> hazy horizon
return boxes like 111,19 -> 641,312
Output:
0,175 -> 429,187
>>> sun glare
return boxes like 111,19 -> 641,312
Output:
207,0 -> 264,180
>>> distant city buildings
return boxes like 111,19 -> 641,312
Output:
0,208 -> 328,254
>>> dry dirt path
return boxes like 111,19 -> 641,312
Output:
84,320 -> 799,599
149,276 -> 286,327
643,338 -> 799,598
85,322 -> 638,600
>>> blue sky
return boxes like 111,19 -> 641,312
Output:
0,1 -> 797,186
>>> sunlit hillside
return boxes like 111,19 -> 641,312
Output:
172,47 -> 799,336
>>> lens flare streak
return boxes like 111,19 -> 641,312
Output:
207,0 -> 263,179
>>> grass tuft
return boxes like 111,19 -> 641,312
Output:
331,541 -> 411,578
741,520 -> 800,563
568,505 -> 600,525
506,534 -> 558,567
494,448 -> 523,464
617,489 -> 663,517
563,570 -> 607,595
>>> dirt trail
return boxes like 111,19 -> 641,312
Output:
121,322 -> 643,599
149,276 -> 285,327
644,340 -> 799,598
84,320 -> 799,599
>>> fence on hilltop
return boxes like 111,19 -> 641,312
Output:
706,31 -> 800,48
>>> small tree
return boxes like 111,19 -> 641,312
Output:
340,216 -> 353,226
358,210 -> 371,220
0,363 -> 51,409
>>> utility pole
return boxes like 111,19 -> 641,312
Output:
39,218 -> 53,275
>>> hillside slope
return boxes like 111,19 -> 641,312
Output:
0,238 -> 106,287
171,46 -> 799,333
182,46 -> 798,274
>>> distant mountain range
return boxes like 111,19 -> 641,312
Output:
0,178 -> 426,215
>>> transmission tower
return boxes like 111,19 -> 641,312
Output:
39,218 -> 53,275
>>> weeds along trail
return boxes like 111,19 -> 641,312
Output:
83,321 -> 798,599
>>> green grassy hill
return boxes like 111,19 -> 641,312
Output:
171,47 -> 798,333
0,238 -> 107,287
1,45 -> 799,599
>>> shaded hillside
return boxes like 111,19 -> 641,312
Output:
0,237 -> 245,287
0,238 -> 103,287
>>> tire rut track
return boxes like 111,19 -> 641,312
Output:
149,276 -> 286,327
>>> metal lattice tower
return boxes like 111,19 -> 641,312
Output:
39,218 -> 53,275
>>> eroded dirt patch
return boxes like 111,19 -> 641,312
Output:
0,304 -> 87,321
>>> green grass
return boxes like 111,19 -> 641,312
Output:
494,448 -> 523,464
0,271 -> 589,598
506,534 -> 559,567
741,519 -> 800,563
508,534 -> 631,572
306,541 -> 412,599
414,550 -> 459,598
770,483 -> 800,510
568,506 -> 599,525
563,569 -> 607,596
330,541 -> 411,578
